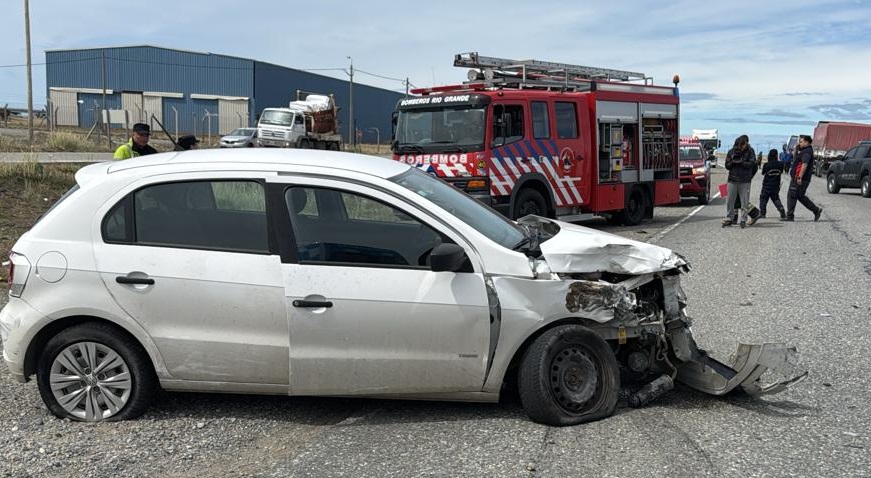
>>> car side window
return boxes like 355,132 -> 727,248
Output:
102,180 -> 268,253
845,147 -> 858,159
854,145 -> 870,159
285,186 -> 445,268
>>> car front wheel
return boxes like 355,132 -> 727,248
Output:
518,324 -> 619,426
37,322 -> 157,422
827,174 -> 840,194
862,175 -> 871,198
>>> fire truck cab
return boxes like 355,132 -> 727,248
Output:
392,53 -> 681,225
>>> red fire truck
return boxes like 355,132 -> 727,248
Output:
391,53 -> 681,225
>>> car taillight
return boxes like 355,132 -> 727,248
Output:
8,252 -> 30,298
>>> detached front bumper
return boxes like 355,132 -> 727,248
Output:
668,321 -> 807,396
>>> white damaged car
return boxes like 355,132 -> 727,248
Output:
1,149 -> 806,425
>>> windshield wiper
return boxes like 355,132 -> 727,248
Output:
396,144 -> 425,153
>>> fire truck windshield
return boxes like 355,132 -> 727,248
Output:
394,107 -> 486,153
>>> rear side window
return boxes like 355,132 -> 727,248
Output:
555,102 -> 578,139
531,101 -> 550,139
102,180 -> 268,253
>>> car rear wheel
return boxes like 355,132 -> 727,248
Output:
518,325 -> 619,426
861,175 -> 871,198
827,174 -> 840,194
37,322 -> 157,422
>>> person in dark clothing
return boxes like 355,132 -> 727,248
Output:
174,135 -> 200,151
723,135 -> 758,228
783,135 -> 822,222
759,149 -> 786,219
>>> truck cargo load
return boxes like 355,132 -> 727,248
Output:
813,121 -> 871,157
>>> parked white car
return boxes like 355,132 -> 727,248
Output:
0,150 -> 804,424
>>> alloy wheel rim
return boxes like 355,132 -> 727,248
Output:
49,342 -> 132,420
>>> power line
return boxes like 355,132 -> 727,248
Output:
356,69 -> 406,83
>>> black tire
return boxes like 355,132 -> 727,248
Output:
37,322 -> 157,422
518,325 -> 619,426
246,142 -> 254,147
512,187 -> 548,220
827,173 -> 840,194
298,139 -> 312,149
619,188 -> 646,225
328,142 -> 340,151
698,184 -> 710,205
861,174 -> 871,198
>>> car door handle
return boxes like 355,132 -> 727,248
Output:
115,276 -> 155,285
292,300 -> 333,308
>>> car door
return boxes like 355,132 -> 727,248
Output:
269,176 -> 491,396
843,144 -> 869,187
93,175 -> 289,387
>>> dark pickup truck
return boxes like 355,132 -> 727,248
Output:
827,140 -> 871,197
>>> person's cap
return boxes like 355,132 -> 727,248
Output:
133,123 -> 151,134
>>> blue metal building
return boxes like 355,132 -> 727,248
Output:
45,45 -> 403,143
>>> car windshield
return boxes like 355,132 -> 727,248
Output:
389,168 -> 526,249
259,110 -> 293,126
229,128 -> 255,136
394,107 -> 486,153
679,146 -> 704,161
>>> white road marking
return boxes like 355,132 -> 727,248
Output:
648,188 -> 722,244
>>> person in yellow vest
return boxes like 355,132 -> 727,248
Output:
113,123 -> 158,160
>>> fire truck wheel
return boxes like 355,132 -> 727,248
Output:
513,188 -> 548,219
619,189 -> 647,226
517,324 -> 619,426
299,139 -> 312,149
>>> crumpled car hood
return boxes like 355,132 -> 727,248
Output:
524,217 -> 687,275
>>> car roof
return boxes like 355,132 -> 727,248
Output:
119,149 -> 405,175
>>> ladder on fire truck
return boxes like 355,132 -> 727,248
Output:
454,52 -> 651,92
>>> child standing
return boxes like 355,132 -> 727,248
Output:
759,149 -> 786,219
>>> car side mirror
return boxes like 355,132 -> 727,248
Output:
429,243 -> 469,272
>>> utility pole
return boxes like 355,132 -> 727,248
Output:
102,49 -> 110,148
23,0 -> 33,144
347,56 -> 354,150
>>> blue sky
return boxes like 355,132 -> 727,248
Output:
2,0 -> 871,151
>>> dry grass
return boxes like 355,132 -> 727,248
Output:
0,131 -> 113,153
0,162 -> 82,269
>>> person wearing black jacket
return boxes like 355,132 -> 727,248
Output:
759,149 -> 787,219
723,135 -> 757,228
783,135 -> 822,222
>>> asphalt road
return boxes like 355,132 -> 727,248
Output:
1,167 -> 869,477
